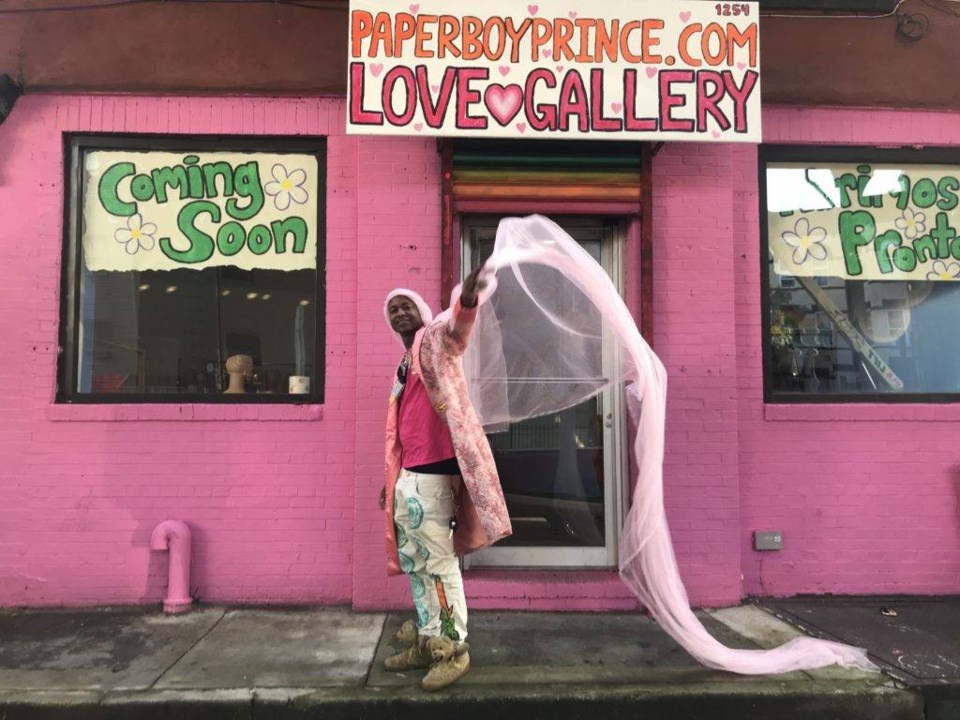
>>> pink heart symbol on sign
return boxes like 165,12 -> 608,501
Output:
414,123 -> 424,132
611,102 -> 622,113
541,49 -> 553,59
409,3 -> 419,12
712,130 -> 721,139
737,62 -> 746,70
645,66 -> 657,78
680,10 -> 692,21
556,65 -> 564,72
499,65 -> 511,76
516,122 -> 527,133
430,84 -> 439,93
370,63 -> 384,77
568,10 -> 577,18
528,4 -> 538,15
484,84 -> 524,126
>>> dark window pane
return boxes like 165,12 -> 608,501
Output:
76,267 -> 317,397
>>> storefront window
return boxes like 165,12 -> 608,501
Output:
762,146 -> 960,401
59,136 -> 325,402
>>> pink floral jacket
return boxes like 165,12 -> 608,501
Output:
384,299 -> 512,576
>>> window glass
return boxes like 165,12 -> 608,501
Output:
763,151 -> 960,400
61,138 -> 324,402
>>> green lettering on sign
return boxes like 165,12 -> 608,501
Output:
161,200 -> 219,264
838,210 -> 875,277
98,162 -> 137,217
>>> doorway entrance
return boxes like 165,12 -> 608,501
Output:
460,215 -> 628,569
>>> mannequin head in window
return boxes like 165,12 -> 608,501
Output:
224,354 -> 253,394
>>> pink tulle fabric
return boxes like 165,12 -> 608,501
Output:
459,215 -> 878,675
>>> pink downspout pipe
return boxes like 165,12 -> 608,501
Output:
150,520 -> 193,613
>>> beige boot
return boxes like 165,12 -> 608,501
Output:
384,630 -> 432,672
393,619 -> 419,648
421,636 -> 470,692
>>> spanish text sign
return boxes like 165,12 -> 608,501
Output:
768,164 -> 960,282
347,0 -> 761,142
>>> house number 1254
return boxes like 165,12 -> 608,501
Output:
715,3 -> 750,15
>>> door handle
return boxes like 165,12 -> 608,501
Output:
604,412 -> 613,428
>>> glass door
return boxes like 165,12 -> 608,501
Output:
461,216 -> 627,568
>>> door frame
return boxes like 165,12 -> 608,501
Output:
459,215 -> 630,569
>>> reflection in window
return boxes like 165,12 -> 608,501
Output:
764,151 -> 960,399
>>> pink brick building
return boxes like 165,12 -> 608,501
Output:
1,91 -> 957,611
3,0 -> 960,614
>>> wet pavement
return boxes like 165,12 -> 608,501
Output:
0,600 -> 949,719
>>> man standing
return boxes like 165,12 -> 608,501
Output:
380,266 -> 511,691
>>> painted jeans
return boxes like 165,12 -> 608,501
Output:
393,469 -> 468,642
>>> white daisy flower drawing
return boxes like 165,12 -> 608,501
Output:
780,217 -> 828,265
925,259 -> 960,281
264,164 -> 309,211
114,213 -> 157,255
895,207 -> 926,239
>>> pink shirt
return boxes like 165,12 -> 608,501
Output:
398,364 -> 456,468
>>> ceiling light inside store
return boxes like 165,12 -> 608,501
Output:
246,292 -> 259,300
261,294 -> 271,300
299,300 -> 310,306
138,284 -> 150,291
221,290 -> 231,297
165,285 -> 177,293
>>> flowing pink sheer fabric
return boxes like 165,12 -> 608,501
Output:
459,215 -> 878,675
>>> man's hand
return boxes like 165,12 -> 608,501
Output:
460,263 -> 489,308
378,485 -> 386,510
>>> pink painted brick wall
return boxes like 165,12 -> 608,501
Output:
649,143 -> 743,607
736,107 -> 960,597
0,96 -> 359,606
3,95 -> 954,611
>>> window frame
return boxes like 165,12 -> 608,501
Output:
58,133 -> 327,404
759,143 -> 960,404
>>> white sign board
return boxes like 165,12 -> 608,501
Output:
82,150 -> 319,272
346,0 -> 761,142
769,163 -> 960,282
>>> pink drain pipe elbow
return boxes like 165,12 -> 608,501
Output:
150,520 -> 193,613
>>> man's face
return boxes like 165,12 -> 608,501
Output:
387,295 -> 424,335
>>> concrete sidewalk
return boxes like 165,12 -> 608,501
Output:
0,604 -> 922,719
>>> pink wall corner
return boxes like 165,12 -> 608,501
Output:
0,96 -> 357,607
350,135 -> 446,611
734,106 -> 960,598
649,141 -> 744,607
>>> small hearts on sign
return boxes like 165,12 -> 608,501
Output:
611,102 -> 622,113
528,4 -> 538,15
556,65 -> 564,72
414,123 -> 424,132
679,10 -> 692,22
737,62 -> 746,70
516,122 -> 527,133
499,65 -> 511,76
409,3 -> 419,12
568,10 -> 577,18
430,84 -> 439,93
711,130 -> 721,139
541,49 -> 553,59
370,63 -> 384,77
645,66 -> 657,78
